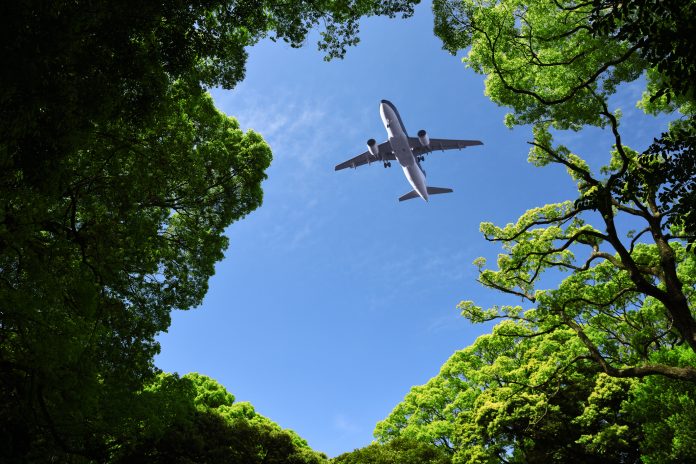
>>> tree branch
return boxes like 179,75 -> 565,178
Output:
561,311 -> 696,382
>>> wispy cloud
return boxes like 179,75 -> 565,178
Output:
212,86 -> 350,251
351,243 -> 475,288
235,101 -> 329,169
427,311 -> 467,334
212,86 -> 362,176
334,414 -> 361,434
347,242 -> 478,313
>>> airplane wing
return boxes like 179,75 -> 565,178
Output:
409,137 -> 483,157
335,141 -> 395,171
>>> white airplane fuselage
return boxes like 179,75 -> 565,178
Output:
380,100 -> 429,201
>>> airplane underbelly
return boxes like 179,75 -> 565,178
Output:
403,164 -> 427,196
389,134 -> 413,167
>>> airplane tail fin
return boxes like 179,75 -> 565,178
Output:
427,187 -> 453,195
398,187 -> 453,202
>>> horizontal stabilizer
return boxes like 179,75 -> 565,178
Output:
398,190 -> 421,202
398,186 -> 454,202
427,186 -> 453,195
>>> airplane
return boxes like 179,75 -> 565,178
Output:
335,100 -> 483,202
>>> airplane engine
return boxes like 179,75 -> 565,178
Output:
417,129 -> 430,147
367,138 -> 380,157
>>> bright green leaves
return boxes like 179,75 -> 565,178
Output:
574,374 -> 637,454
379,321 -> 696,463
474,198 -> 694,377
476,201 -> 607,304
529,125 -> 591,184
458,300 -> 524,322
434,0 -> 645,129
185,372 -> 236,409
451,0 -> 696,371
377,320 -> 644,463
410,1 -> 696,462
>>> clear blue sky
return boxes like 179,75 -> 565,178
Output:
155,1 -> 669,457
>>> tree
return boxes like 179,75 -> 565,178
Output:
431,0 -> 696,382
434,0 -> 695,245
114,373 -> 328,464
375,1 -> 695,459
1,0 -> 420,184
376,321 -> 646,463
620,345 -> 696,464
589,0 -> 696,102
1,1 -> 420,460
0,85 -> 272,462
332,437 -> 451,464
588,0 -> 696,249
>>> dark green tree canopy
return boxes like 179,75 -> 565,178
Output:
115,373 -> 328,464
0,85 -> 272,462
590,0 -> 696,102
0,1 -> 419,461
1,0 -> 419,182
588,0 -> 696,245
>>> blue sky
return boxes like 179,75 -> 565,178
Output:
155,2 -> 670,457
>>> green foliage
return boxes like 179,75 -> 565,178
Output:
1,0 -> 421,461
332,437 -> 451,464
622,346 -> 696,464
0,84 -> 272,462
432,0 -> 696,382
434,0 -> 645,130
589,0 -> 696,103
407,1 -> 696,461
115,373 -> 327,464
377,322 -> 646,463
378,323 -> 696,462
616,119 -> 696,250
433,0 -> 695,244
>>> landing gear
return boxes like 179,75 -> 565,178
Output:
418,156 -> 425,162
383,161 -> 392,168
